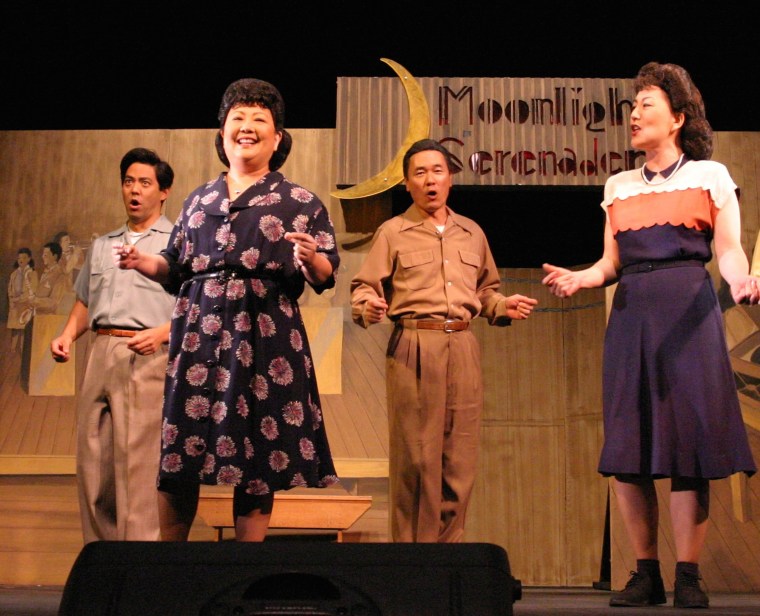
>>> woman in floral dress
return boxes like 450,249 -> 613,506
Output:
117,78 -> 339,541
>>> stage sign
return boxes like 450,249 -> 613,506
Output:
335,74 -> 640,188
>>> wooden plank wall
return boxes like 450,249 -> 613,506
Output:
1,130 -> 759,591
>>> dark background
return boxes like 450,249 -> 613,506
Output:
3,2 -> 755,266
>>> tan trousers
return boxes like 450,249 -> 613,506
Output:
386,324 -> 483,542
76,334 -> 167,543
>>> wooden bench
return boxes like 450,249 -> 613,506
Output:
196,458 -> 387,541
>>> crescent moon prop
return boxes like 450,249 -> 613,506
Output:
330,58 -> 430,199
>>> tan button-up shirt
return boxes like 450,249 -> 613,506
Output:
351,205 -> 512,327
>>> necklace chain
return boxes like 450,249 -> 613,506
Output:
641,153 -> 685,186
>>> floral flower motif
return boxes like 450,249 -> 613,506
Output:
217,465 -> 243,485
186,363 -> 209,386
188,304 -> 201,323
173,231 -> 184,250
173,297 -> 190,318
204,279 -> 225,298
258,313 -> 276,337
261,416 -> 279,440
200,191 -> 219,205
259,215 -> 285,242
233,312 -> 251,331
215,367 -> 231,391
268,357 -> 293,386
237,395 -> 249,418
269,450 -> 290,472
192,254 -> 211,272
283,401 -> 304,426
184,436 -> 206,457
226,279 -> 245,300
244,437 -> 254,459
240,247 -> 260,269
290,186 -> 314,203
252,374 -> 269,400
236,340 -> 253,367
251,279 -> 267,297
182,332 -> 201,353
216,436 -> 237,457
265,261 -> 281,271
310,397 -> 323,429
319,475 -> 340,487
201,453 -> 215,476
219,330 -> 233,351
249,193 -> 281,207
292,214 -> 309,233
162,419 -> 178,447
215,224 -> 231,247
290,473 -> 308,487
278,295 -> 294,317
185,395 -> 210,420
299,438 -> 316,460
211,401 -> 227,424
314,231 -> 335,250
304,355 -> 313,378
166,356 -> 179,378
245,479 -> 270,495
188,211 -> 206,229
289,330 -> 303,351
189,194 -> 200,209
161,453 -> 183,473
219,199 -> 230,215
201,314 -> 223,335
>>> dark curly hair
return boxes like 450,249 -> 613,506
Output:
214,78 -> 292,171
634,62 -> 713,160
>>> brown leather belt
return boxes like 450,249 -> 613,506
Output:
401,319 -> 469,332
96,328 -> 138,338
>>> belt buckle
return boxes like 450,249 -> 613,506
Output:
443,320 -> 457,333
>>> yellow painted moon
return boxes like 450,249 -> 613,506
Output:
330,58 -> 430,199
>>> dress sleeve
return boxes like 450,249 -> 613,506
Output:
160,209 -> 189,296
307,199 -> 340,294
709,162 -> 739,211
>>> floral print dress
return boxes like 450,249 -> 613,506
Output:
158,171 -> 339,495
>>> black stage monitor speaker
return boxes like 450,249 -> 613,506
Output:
58,541 -> 521,615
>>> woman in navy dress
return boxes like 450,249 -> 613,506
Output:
117,78 -> 339,541
543,63 -> 757,608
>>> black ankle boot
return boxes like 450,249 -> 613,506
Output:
674,569 -> 709,609
609,570 -> 667,607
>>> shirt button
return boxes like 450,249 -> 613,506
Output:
205,359 -> 215,367
202,387 -> 212,395
447,281 -> 452,286
212,305 -> 223,313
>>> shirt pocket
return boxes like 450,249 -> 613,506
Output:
459,250 -> 481,291
398,249 -> 436,291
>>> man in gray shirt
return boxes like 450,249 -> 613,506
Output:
51,148 -> 175,542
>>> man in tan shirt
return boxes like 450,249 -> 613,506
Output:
351,139 -> 538,542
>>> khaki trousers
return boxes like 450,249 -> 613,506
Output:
386,324 -> 483,542
76,334 -> 167,543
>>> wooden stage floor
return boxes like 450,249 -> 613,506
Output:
2,585 -> 759,615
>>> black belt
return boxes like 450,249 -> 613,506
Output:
398,319 -> 469,332
191,268 -> 274,283
620,259 -> 705,276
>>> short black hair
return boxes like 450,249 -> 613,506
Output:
119,148 -> 175,191
402,139 -> 456,178
43,241 -> 62,261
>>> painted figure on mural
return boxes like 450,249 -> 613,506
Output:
115,78 -> 340,542
53,230 -> 85,289
6,247 -> 38,352
351,139 -> 538,543
51,147 -> 176,543
30,242 -> 67,316
543,62 -> 758,609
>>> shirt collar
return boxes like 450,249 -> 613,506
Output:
399,204 -> 475,234
642,155 -> 689,181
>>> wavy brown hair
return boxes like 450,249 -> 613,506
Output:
634,62 -> 713,160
